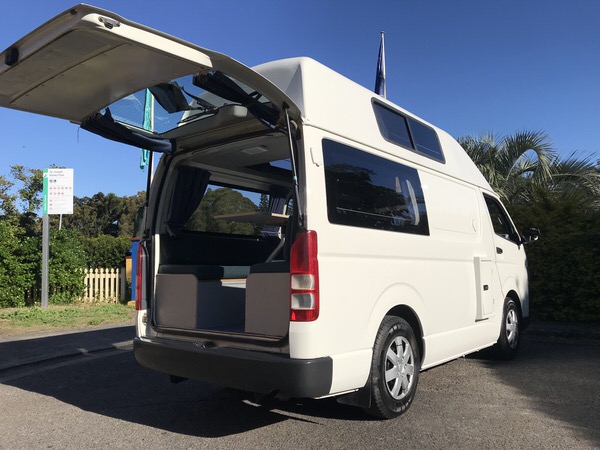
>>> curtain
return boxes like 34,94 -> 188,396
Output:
166,166 -> 210,236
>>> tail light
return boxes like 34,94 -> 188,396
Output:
290,230 -> 319,321
135,243 -> 145,311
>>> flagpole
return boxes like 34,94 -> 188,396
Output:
380,31 -> 386,99
374,31 -> 387,98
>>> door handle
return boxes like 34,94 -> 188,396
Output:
496,247 -> 503,254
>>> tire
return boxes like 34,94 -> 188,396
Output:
494,297 -> 521,360
365,316 -> 420,419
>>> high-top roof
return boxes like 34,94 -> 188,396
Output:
254,57 -> 491,190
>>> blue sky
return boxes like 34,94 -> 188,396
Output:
1,0 -> 599,198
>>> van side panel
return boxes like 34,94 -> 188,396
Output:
294,130 -> 504,392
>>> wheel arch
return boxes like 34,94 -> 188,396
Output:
505,289 -> 527,329
338,287 -> 425,411
506,290 -> 522,315
365,283 -> 427,365
385,305 -> 425,364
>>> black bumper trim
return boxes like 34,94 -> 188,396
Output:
134,337 -> 333,398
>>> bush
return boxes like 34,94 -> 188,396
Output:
17,228 -> 87,306
510,199 -> 600,322
0,220 -> 34,307
82,235 -> 131,269
49,229 -> 87,302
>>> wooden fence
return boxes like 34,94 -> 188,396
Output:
82,268 -> 126,303
25,268 -> 127,304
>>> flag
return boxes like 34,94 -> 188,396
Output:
374,32 -> 386,98
140,89 -> 154,170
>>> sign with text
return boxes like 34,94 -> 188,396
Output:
43,168 -> 74,215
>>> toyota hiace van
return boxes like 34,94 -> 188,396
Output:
0,4 -> 538,418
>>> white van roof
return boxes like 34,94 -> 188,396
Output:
254,57 -> 491,190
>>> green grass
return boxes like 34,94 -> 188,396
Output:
0,303 -> 134,336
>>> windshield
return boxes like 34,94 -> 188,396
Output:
105,71 -> 279,135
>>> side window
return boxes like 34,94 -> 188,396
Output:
484,195 -> 519,244
373,102 -> 445,163
372,104 -> 413,149
407,117 -> 444,162
323,139 -> 429,235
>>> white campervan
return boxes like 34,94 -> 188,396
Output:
0,4 -> 538,418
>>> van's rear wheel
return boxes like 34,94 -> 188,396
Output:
365,316 -> 420,419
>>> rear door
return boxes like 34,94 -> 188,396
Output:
0,4 -> 300,126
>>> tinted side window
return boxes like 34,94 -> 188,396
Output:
373,103 -> 444,163
484,195 -> 519,244
373,104 -> 413,149
323,139 -> 429,235
407,118 -> 444,162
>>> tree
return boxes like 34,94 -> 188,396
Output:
457,131 -> 555,204
10,165 -> 43,215
186,187 -> 258,235
63,191 -> 145,238
0,168 -> 39,307
0,175 -> 18,220
458,131 -> 600,209
0,220 -> 34,307
0,166 -> 143,306
47,229 -> 87,303
65,192 -> 124,237
82,235 -> 132,269
9,166 -> 44,236
545,155 -> 600,210
118,191 -> 146,237
510,197 -> 600,321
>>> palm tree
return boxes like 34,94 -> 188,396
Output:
546,154 -> 600,210
457,130 -> 555,204
458,131 -> 600,209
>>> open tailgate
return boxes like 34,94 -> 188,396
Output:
0,4 -> 300,125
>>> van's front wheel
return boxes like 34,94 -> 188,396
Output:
365,316 -> 420,419
494,297 -> 521,360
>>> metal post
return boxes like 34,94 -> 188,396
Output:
41,213 -> 49,308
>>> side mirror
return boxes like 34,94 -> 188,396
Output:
521,227 -> 540,244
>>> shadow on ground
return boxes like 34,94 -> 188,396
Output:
1,327 -> 599,443
0,328 -> 364,437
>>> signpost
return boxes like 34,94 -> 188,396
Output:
41,169 -> 74,308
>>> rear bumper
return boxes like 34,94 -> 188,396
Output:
134,337 -> 333,398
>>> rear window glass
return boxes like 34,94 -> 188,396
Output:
183,184 -> 291,237
107,72 -> 277,135
185,185 -> 261,235
373,103 -> 445,163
